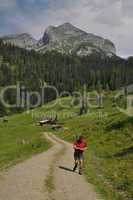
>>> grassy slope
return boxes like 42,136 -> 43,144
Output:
0,97 -> 74,170
55,113 -> 133,200
0,94 -> 132,199
0,111 -> 51,170
34,94 -> 132,200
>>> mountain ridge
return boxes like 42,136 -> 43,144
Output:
2,33 -> 37,50
1,23 -> 116,57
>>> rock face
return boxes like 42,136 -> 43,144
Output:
2,33 -> 37,50
1,23 -> 116,57
36,23 -> 116,57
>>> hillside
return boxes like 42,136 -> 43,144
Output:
1,23 -> 116,57
0,39 -> 133,116
35,93 -> 133,200
36,23 -> 116,57
0,111 -> 51,169
0,93 -> 132,199
2,33 -> 37,50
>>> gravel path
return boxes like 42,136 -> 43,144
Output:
0,133 -> 101,200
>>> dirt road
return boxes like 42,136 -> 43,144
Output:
0,133 -> 101,200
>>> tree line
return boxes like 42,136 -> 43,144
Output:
0,39 -> 133,116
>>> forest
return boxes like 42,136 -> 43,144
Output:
0,39 -> 133,116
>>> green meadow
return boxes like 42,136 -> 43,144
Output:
0,92 -> 132,199
0,111 -> 51,170
36,93 -> 132,200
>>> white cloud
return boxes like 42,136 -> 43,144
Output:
122,0 -> 133,17
1,0 -> 133,57
94,1 -> 123,26
0,0 -> 16,10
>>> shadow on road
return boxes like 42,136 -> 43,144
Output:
59,166 -> 74,173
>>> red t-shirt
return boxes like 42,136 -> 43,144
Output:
74,140 -> 87,152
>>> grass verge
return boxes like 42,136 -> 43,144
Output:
0,111 -> 52,170
38,94 -> 133,200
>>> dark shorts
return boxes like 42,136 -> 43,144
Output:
74,151 -> 84,161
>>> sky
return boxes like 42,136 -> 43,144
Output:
0,0 -> 133,58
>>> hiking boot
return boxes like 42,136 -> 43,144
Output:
79,169 -> 82,175
73,164 -> 78,172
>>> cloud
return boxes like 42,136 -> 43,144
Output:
122,0 -> 133,17
0,0 -> 17,10
94,1 -> 123,26
0,0 -> 133,57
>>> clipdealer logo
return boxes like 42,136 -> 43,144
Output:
115,84 -> 133,117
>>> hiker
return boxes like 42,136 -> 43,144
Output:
73,135 -> 87,175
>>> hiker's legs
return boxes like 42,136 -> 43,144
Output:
73,160 -> 78,172
73,151 -> 79,172
79,159 -> 84,174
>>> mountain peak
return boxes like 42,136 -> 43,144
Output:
1,33 -> 37,49
45,23 -> 76,32
1,22 -> 116,57
38,22 -> 116,56
17,33 -> 33,38
58,22 -> 75,28
45,25 -> 55,31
